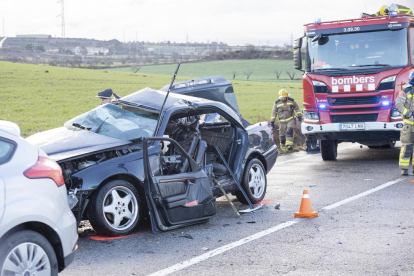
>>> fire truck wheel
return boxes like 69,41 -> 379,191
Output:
321,140 -> 337,161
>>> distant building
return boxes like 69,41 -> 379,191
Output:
73,46 -> 109,56
16,34 -> 51,39
87,47 -> 109,55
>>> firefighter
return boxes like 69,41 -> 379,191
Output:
270,89 -> 302,151
396,71 -> 414,175
375,4 -> 412,16
96,88 -> 120,105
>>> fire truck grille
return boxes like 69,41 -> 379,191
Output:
328,96 -> 380,106
331,114 -> 378,123
377,81 -> 395,91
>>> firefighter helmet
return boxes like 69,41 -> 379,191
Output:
278,89 -> 289,99
409,71 -> 414,86
379,5 -> 390,15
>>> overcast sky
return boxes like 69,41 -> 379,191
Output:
0,0 -> 413,46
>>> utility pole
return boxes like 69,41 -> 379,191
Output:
290,33 -> 293,48
33,40 -> 36,64
135,31 -> 138,65
57,0 -> 65,38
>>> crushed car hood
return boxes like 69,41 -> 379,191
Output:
26,127 -> 132,161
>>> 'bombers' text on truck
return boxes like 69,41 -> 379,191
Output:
294,14 -> 414,160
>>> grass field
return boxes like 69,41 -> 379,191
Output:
0,61 -> 303,137
109,60 -> 300,83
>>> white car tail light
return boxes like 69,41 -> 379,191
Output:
24,157 -> 65,187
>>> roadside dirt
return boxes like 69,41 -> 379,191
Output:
272,118 -> 306,153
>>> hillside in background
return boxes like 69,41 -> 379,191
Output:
0,36 -> 296,69
0,61 -> 303,137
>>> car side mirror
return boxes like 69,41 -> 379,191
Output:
293,37 -> 304,72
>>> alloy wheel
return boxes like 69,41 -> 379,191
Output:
102,186 -> 139,231
248,164 -> 265,199
1,242 -> 51,276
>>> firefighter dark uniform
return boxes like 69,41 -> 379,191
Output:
270,89 -> 302,150
375,4 -> 412,16
396,71 -> 414,175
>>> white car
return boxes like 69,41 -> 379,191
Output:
0,121 -> 78,276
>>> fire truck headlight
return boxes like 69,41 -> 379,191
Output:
312,80 -> 327,86
380,75 -> 397,83
391,108 -> 402,120
318,103 -> 327,109
304,110 -> 320,123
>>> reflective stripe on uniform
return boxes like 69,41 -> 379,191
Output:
407,94 -> 413,98
271,116 -> 276,119
403,109 -> 408,115
403,119 -> 414,125
276,102 -> 293,108
398,8 -> 411,14
286,141 -> 294,146
279,117 -> 294,122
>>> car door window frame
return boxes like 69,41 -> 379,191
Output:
0,137 -> 17,165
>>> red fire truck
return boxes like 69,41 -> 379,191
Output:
294,14 -> 414,160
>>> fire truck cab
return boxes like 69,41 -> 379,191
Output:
294,14 -> 414,160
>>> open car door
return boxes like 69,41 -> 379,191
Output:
143,137 -> 216,233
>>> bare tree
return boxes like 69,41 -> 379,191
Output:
243,70 -> 253,80
231,70 -> 237,79
286,71 -> 296,80
131,66 -> 141,73
274,70 -> 282,79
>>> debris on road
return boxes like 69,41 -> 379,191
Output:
275,203 -> 281,209
180,234 -> 194,239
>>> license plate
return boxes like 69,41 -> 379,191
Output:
340,123 -> 365,130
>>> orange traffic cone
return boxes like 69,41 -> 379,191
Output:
294,190 -> 318,218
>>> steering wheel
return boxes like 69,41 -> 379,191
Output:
177,116 -> 199,131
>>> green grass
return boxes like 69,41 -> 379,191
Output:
0,61 -> 303,137
109,60 -> 300,83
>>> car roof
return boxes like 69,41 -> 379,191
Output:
118,87 -> 219,112
0,121 -> 21,137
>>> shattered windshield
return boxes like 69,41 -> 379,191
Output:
307,29 -> 408,72
64,103 -> 159,141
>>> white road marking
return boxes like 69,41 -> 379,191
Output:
147,220 -> 299,276
322,178 -> 404,210
147,144 -> 383,276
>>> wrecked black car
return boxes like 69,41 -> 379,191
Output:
27,76 -> 278,236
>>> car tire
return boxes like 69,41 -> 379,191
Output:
236,158 -> 267,204
321,140 -> 337,161
0,230 -> 58,276
88,180 -> 142,236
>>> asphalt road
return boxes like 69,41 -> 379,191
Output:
61,143 -> 414,276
